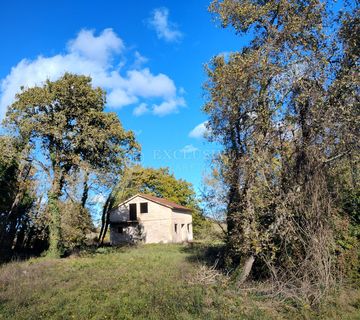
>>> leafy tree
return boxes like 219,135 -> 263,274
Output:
4,73 -> 140,257
204,0 -> 359,301
113,166 -> 198,207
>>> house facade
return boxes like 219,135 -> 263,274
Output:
109,193 -> 193,245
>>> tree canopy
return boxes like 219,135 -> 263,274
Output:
4,73 -> 140,257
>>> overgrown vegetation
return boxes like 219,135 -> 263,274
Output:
0,244 -> 359,320
203,0 -> 359,305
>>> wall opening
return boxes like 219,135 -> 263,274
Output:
129,203 -> 137,221
140,202 -> 148,213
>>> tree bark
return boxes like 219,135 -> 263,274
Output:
99,194 -> 111,244
237,255 -> 255,286
46,167 -> 64,258
81,171 -> 89,208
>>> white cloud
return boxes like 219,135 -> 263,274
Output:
189,121 -> 209,139
0,28 -> 185,119
180,144 -> 198,154
126,68 -> 176,98
68,28 -> 124,65
153,96 -> 185,116
148,7 -> 183,42
133,103 -> 149,116
133,51 -> 148,68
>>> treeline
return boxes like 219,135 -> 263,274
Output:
203,0 -> 359,303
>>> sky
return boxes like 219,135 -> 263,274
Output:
0,0 -> 247,194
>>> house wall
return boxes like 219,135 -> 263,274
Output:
109,223 -> 141,244
110,196 -> 172,244
172,210 -> 193,242
109,195 -> 193,245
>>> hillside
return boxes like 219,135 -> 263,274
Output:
0,244 -> 359,320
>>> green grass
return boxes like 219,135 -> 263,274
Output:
0,244 -> 359,320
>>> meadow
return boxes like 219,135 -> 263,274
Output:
0,244 -> 359,320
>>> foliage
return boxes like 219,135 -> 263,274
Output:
0,136 -> 45,261
203,0 -> 359,303
4,73 -> 140,257
59,201 -> 94,253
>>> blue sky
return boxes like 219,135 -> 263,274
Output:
0,0 -> 246,194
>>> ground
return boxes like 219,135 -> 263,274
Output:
0,244 -> 359,320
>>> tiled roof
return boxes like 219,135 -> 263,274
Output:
137,193 -> 192,212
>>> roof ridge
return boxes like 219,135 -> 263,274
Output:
137,193 -> 192,211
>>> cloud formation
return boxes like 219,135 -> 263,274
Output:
133,103 -> 149,116
189,121 -> 209,139
148,7 -> 183,42
0,28 -> 185,119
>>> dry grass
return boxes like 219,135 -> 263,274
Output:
0,244 -> 358,320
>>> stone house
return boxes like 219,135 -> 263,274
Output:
109,193 -> 193,245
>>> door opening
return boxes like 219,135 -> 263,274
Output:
129,203 -> 137,221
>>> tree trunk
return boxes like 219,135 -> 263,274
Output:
46,168 -> 64,258
237,255 -> 255,286
81,171 -> 89,208
14,219 -> 27,253
0,215 -> 18,261
98,195 -> 111,244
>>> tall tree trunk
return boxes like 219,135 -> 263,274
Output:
46,168 -> 64,258
99,194 -> 114,245
81,171 -> 89,208
14,219 -> 27,253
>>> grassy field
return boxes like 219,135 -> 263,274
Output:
0,244 -> 359,320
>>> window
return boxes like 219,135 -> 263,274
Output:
140,202 -> 148,213
118,226 -> 123,234
129,203 -> 137,221
174,224 -> 178,233
181,224 -> 184,229
187,224 -> 190,233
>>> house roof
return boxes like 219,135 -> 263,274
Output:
120,193 -> 193,212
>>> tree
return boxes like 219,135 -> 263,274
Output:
204,0 -> 359,302
4,73 -> 140,257
0,136 -> 40,261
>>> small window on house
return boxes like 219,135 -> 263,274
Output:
140,202 -> 148,213
174,224 -> 178,233
187,224 -> 190,233
118,226 -> 123,234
